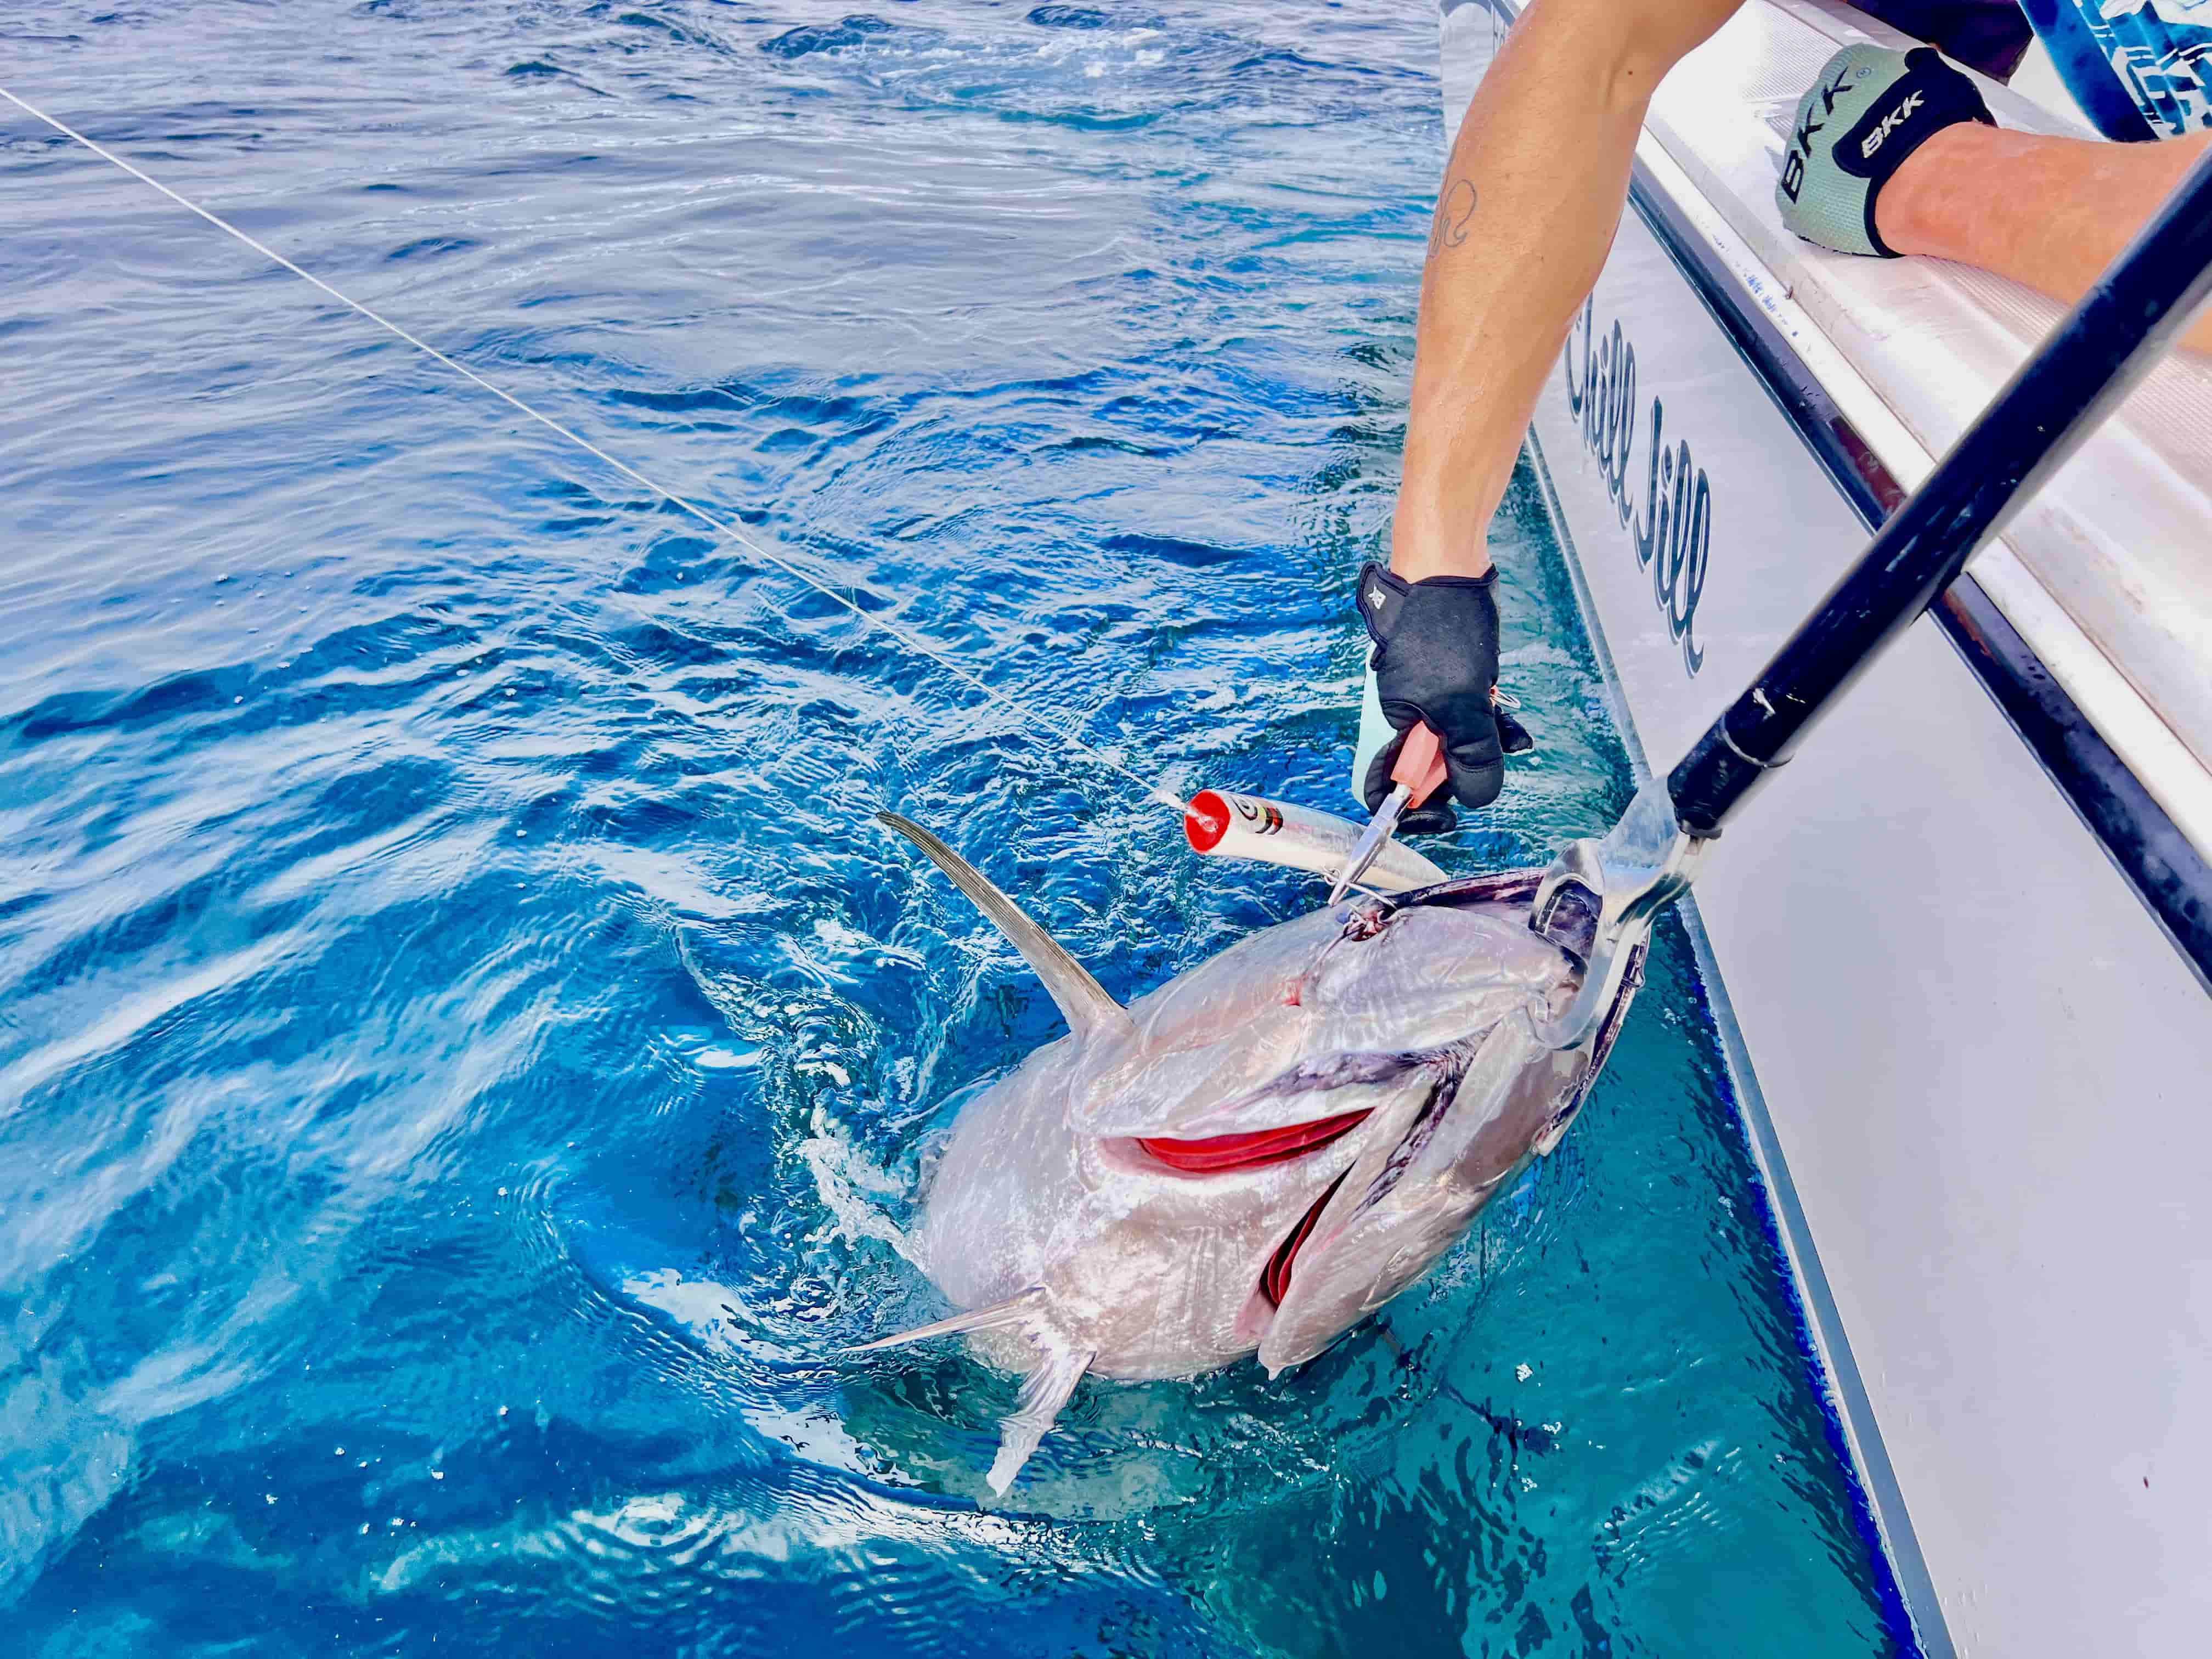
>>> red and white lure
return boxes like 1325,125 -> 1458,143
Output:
1181,787 -> 1448,894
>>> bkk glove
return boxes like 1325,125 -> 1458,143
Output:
1350,562 -> 1514,833
1776,44 -> 1994,258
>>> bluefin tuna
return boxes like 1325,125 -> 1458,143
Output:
857,813 -> 1639,1493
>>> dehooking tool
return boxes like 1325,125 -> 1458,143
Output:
1328,722 -> 1449,904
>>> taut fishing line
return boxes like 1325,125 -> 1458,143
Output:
0,84 -> 1191,817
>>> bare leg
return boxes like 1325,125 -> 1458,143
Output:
1875,126 -> 2212,353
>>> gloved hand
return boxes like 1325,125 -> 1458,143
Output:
1349,562 -> 1530,833
1776,44 -> 1995,258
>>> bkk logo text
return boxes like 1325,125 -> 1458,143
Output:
1563,296 -> 1709,676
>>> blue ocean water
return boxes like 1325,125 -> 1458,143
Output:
1,2 -> 1910,1654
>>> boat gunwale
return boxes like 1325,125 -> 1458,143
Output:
1618,148 -> 2212,994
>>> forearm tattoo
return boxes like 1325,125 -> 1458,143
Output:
1426,177 -> 1477,261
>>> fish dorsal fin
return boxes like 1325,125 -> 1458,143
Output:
876,811 -> 1135,1043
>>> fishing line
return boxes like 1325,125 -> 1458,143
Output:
0,83 -> 1191,817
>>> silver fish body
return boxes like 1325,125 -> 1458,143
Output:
859,817 -> 1623,1492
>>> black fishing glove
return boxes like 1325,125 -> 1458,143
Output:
1352,561 -> 1521,833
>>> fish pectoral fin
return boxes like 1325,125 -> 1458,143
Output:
849,1285 -> 1091,1495
847,1285 -> 1051,1353
875,812 -> 1135,1045
989,1334 -> 1094,1497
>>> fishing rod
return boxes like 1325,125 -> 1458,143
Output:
1531,140 -> 2212,1050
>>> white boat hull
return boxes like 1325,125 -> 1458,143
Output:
1443,4 -> 2212,1654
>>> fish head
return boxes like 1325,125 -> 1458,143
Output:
1071,877 -> 1604,1375
1252,1010 -> 1590,1374
1080,878 -> 1581,1141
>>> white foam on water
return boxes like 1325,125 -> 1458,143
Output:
798,1108 -> 912,1260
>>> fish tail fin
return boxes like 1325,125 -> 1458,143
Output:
849,1286 -> 1093,1495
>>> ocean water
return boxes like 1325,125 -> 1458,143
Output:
1,2 -> 1911,1654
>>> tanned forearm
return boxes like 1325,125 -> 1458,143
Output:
1392,0 -> 1742,579
1878,125 -> 2212,354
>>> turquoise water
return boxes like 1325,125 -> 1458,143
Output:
2,2 -> 1910,1653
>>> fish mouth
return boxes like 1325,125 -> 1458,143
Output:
1129,1113 -> 1372,1314
1259,1169 -> 1351,1307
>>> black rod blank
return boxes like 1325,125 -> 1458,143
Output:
1667,145 -> 2212,838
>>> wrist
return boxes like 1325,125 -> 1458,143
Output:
1389,498 -> 1494,581
1390,545 -> 1495,581
1872,119 -> 1981,258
